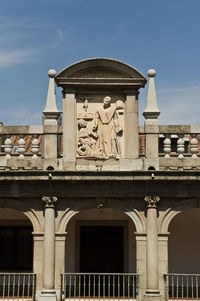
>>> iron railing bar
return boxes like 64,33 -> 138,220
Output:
60,273 -> 139,300
60,273 -> 63,301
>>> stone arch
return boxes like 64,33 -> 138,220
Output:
56,58 -> 146,81
0,198 -> 42,232
57,198 -> 145,233
159,198 -> 198,233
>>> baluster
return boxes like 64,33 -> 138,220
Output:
190,135 -> 198,158
163,135 -> 171,158
177,135 -> 185,158
5,136 -> 12,158
18,135 -> 26,159
32,135 -> 39,159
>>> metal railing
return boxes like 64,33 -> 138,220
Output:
60,273 -> 138,300
164,273 -> 200,300
0,273 -> 36,300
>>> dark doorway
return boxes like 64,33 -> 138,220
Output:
0,226 -> 33,271
80,226 -> 124,273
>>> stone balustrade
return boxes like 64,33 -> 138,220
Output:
139,125 -> 200,170
0,125 -> 63,170
0,124 -> 200,171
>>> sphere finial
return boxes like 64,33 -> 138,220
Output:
147,69 -> 156,78
48,69 -> 56,78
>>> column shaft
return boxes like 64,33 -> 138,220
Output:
43,206 -> 55,289
146,206 -> 159,291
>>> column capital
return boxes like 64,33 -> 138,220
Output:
145,195 -> 160,208
42,196 -> 57,208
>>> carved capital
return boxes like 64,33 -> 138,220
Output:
145,196 -> 160,208
42,196 -> 57,208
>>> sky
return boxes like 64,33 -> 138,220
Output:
0,0 -> 200,125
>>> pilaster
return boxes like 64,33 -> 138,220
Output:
54,232 -> 67,293
32,232 -> 44,297
63,90 -> 77,170
135,233 -> 147,299
124,91 -> 139,159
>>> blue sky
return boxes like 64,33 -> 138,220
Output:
0,0 -> 200,125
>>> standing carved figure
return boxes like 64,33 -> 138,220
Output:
93,96 -> 122,158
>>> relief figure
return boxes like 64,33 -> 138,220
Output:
93,96 -> 123,158
77,119 -> 98,157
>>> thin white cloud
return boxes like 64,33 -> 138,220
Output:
0,49 -> 37,68
0,15 -> 67,68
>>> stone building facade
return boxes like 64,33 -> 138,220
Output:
0,58 -> 200,301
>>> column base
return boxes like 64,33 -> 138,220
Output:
144,291 -> 163,301
38,290 -> 57,301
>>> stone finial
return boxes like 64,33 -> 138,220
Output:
143,69 -> 160,120
43,69 -> 59,114
42,196 -> 57,208
145,196 -> 160,208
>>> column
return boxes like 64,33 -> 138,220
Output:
39,196 -> 57,301
63,90 -> 77,170
144,196 -> 163,301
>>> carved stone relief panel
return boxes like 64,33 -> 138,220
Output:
76,95 -> 125,159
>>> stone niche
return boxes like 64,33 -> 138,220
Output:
55,58 -> 146,171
